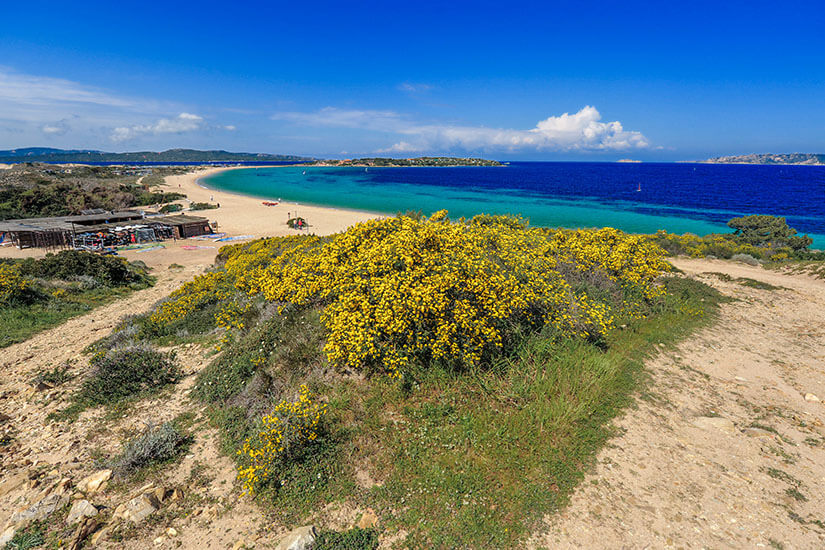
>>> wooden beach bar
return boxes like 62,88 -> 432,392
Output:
0,210 -> 213,249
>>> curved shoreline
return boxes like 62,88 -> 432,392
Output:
195,166 -> 390,220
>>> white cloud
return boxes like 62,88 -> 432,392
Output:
275,105 -> 649,153
41,120 -> 70,136
222,125 -> 237,131
0,67 -> 134,109
398,82 -> 433,94
272,107 -> 405,133
111,113 -> 205,142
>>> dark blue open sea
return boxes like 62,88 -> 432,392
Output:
203,162 -> 825,248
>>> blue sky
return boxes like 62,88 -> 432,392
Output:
1,0 -> 823,160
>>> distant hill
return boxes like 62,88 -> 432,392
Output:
0,148 -> 314,164
701,153 -> 825,166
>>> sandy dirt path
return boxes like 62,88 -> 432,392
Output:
531,258 -> 825,549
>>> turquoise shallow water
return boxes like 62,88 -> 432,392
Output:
202,163 -> 825,249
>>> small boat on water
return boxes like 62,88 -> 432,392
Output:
262,201 -> 279,206
636,182 -> 641,192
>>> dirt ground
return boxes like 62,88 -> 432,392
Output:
2,257 -> 824,549
530,258 -> 825,549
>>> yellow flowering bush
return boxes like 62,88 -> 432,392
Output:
237,385 -> 327,495
226,212 -> 669,376
0,263 -> 38,306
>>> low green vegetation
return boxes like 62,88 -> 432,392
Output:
91,213 -> 726,547
314,527 -> 379,549
0,163 -> 186,220
650,215 -> 821,262
110,421 -> 190,478
0,250 -> 153,348
190,201 -> 219,210
56,345 -> 180,420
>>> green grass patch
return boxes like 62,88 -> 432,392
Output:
315,527 -> 379,549
194,275 -> 723,548
326,276 -> 725,547
52,345 -> 180,422
0,285 -> 142,348
735,277 -> 786,291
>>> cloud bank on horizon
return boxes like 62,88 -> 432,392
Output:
275,105 -> 650,154
0,67 -> 649,155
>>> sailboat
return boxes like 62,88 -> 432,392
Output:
636,182 -> 641,192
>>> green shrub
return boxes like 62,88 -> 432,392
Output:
314,527 -> 379,550
190,202 -> 218,210
18,250 -> 150,287
80,345 -> 180,405
111,422 -> 189,477
3,521 -> 46,550
159,203 -> 183,213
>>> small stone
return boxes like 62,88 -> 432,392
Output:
734,376 -> 748,382
114,493 -> 160,523
154,536 -> 165,545
0,472 -> 27,497
166,527 -> 178,537
0,526 -> 17,547
692,416 -> 736,434
153,487 -> 170,503
357,509 -> 378,529
170,488 -> 184,502
274,525 -> 316,550
805,393 -> 820,403
66,499 -> 98,524
743,427 -> 775,438
76,470 -> 112,495
90,526 -> 110,545
47,468 -> 59,477
232,540 -> 248,550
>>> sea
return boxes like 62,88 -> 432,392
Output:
202,162 -> 825,249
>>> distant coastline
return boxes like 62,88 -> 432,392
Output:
695,153 -> 825,166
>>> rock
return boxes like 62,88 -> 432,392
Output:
805,393 -> 820,402
68,517 -> 99,550
357,509 -> 378,529
9,492 -> 70,527
77,470 -> 112,494
232,540 -> 249,550
90,525 -> 111,545
166,527 -> 178,537
170,488 -> 184,502
53,478 -> 73,495
0,472 -> 27,497
153,487 -> 170,503
66,499 -> 98,524
154,536 -> 165,545
692,416 -> 736,434
114,492 -> 161,523
274,525 -> 316,550
743,427 -> 775,438
0,526 -> 17,547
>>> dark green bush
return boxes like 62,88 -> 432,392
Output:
159,203 -> 183,213
19,250 -> 150,287
189,202 -> 218,210
314,527 -> 379,550
80,345 -> 180,405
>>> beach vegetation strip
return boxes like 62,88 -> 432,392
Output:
85,212 -> 724,546
0,250 -> 153,348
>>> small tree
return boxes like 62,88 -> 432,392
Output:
727,215 -> 812,251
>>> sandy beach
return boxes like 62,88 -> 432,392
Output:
0,166 -> 380,269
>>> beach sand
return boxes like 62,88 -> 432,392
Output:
0,166 -> 380,269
